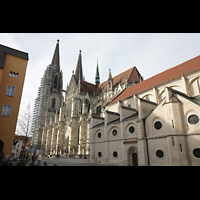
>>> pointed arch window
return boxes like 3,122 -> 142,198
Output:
85,99 -> 90,113
53,75 -> 58,89
109,82 -> 111,89
52,98 -> 56,109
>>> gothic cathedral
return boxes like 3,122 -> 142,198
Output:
31,40 -> 143,157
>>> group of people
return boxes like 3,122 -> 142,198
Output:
0,151 -> 43,166
25,153 -> 43,166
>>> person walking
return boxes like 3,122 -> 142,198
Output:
28,153 -> 32,165
32,153 -> 36,166
37,153 -> 42,166
25,152 -> 28,163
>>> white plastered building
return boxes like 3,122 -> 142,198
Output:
90,55 -> 200,166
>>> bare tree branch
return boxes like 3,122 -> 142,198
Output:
16,103 -> 32,137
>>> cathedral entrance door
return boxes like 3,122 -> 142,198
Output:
132,153 -> 138,166
128,146 -> 138,166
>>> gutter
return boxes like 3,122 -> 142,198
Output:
142,117 -> 150,166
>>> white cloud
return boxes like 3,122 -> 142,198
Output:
1,33 -> 200,127
0,33 -> 22,50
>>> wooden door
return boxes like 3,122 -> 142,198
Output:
132,153 -> 138,166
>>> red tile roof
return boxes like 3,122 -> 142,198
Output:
108,55 -> 200,106
78,67 -> 143,96
98,66 -> 143,92
80,80 -> 98,95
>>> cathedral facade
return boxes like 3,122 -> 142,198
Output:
31,41 -> 143,157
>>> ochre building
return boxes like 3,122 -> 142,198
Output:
0,44 -> 28,156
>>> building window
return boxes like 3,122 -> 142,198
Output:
97,132 -> 101,138
53,75 -> 58,89
2,105 -> 11,117
52,98 -> 56,109
98,152 -> 102,157
113,151 -> 118,157
156,150 -> 164,158
10,71 -> 18,78
96,106 -> 101,115
129,126 -> 135,133
6,86 -> 15,97
112,129 -> 117,136
154,121 -> 162,130
188,114 -> 199,125
193,148 -> 200,158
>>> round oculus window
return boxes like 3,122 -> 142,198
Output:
188,114 -> 199,125
129,126 -> 135,133
156,150 -> 164,158
113,151 -> 118,157
97,132 -> 101,138
112,129 -> 117,136
193,148 -> 200,158
98,152 -> 102,157
154,121 -> 162,130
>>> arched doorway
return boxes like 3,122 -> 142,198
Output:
0,140 -> 4,154
128,146 -> 138,166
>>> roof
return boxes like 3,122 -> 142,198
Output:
80,80 -> 98,95
98,66 -> 143,92
108,54 -> 200,106
79,66 -> 143,95
0,44 -> 28,69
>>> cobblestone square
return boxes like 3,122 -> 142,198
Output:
40,157 -> 110,166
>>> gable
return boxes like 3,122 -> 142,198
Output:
66,75 -> 77,97
98,66 -> 142,92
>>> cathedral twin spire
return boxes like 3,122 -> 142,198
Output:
75,49 -> 101,87
51,40 -> 100,86
75,50 -> 84,81
51,39 -> 60,71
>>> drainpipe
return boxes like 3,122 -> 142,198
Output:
143,117 -> 150,166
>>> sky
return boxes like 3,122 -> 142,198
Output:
1,33 -> 200,129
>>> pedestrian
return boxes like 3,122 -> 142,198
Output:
25,152 -> 28,163
37,153 -> 42,166
32,153 -> 36,166
28,153 -> 32,165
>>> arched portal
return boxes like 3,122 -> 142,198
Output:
128,146 -> 138,166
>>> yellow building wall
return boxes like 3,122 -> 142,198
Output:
0,54 -> 28,155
